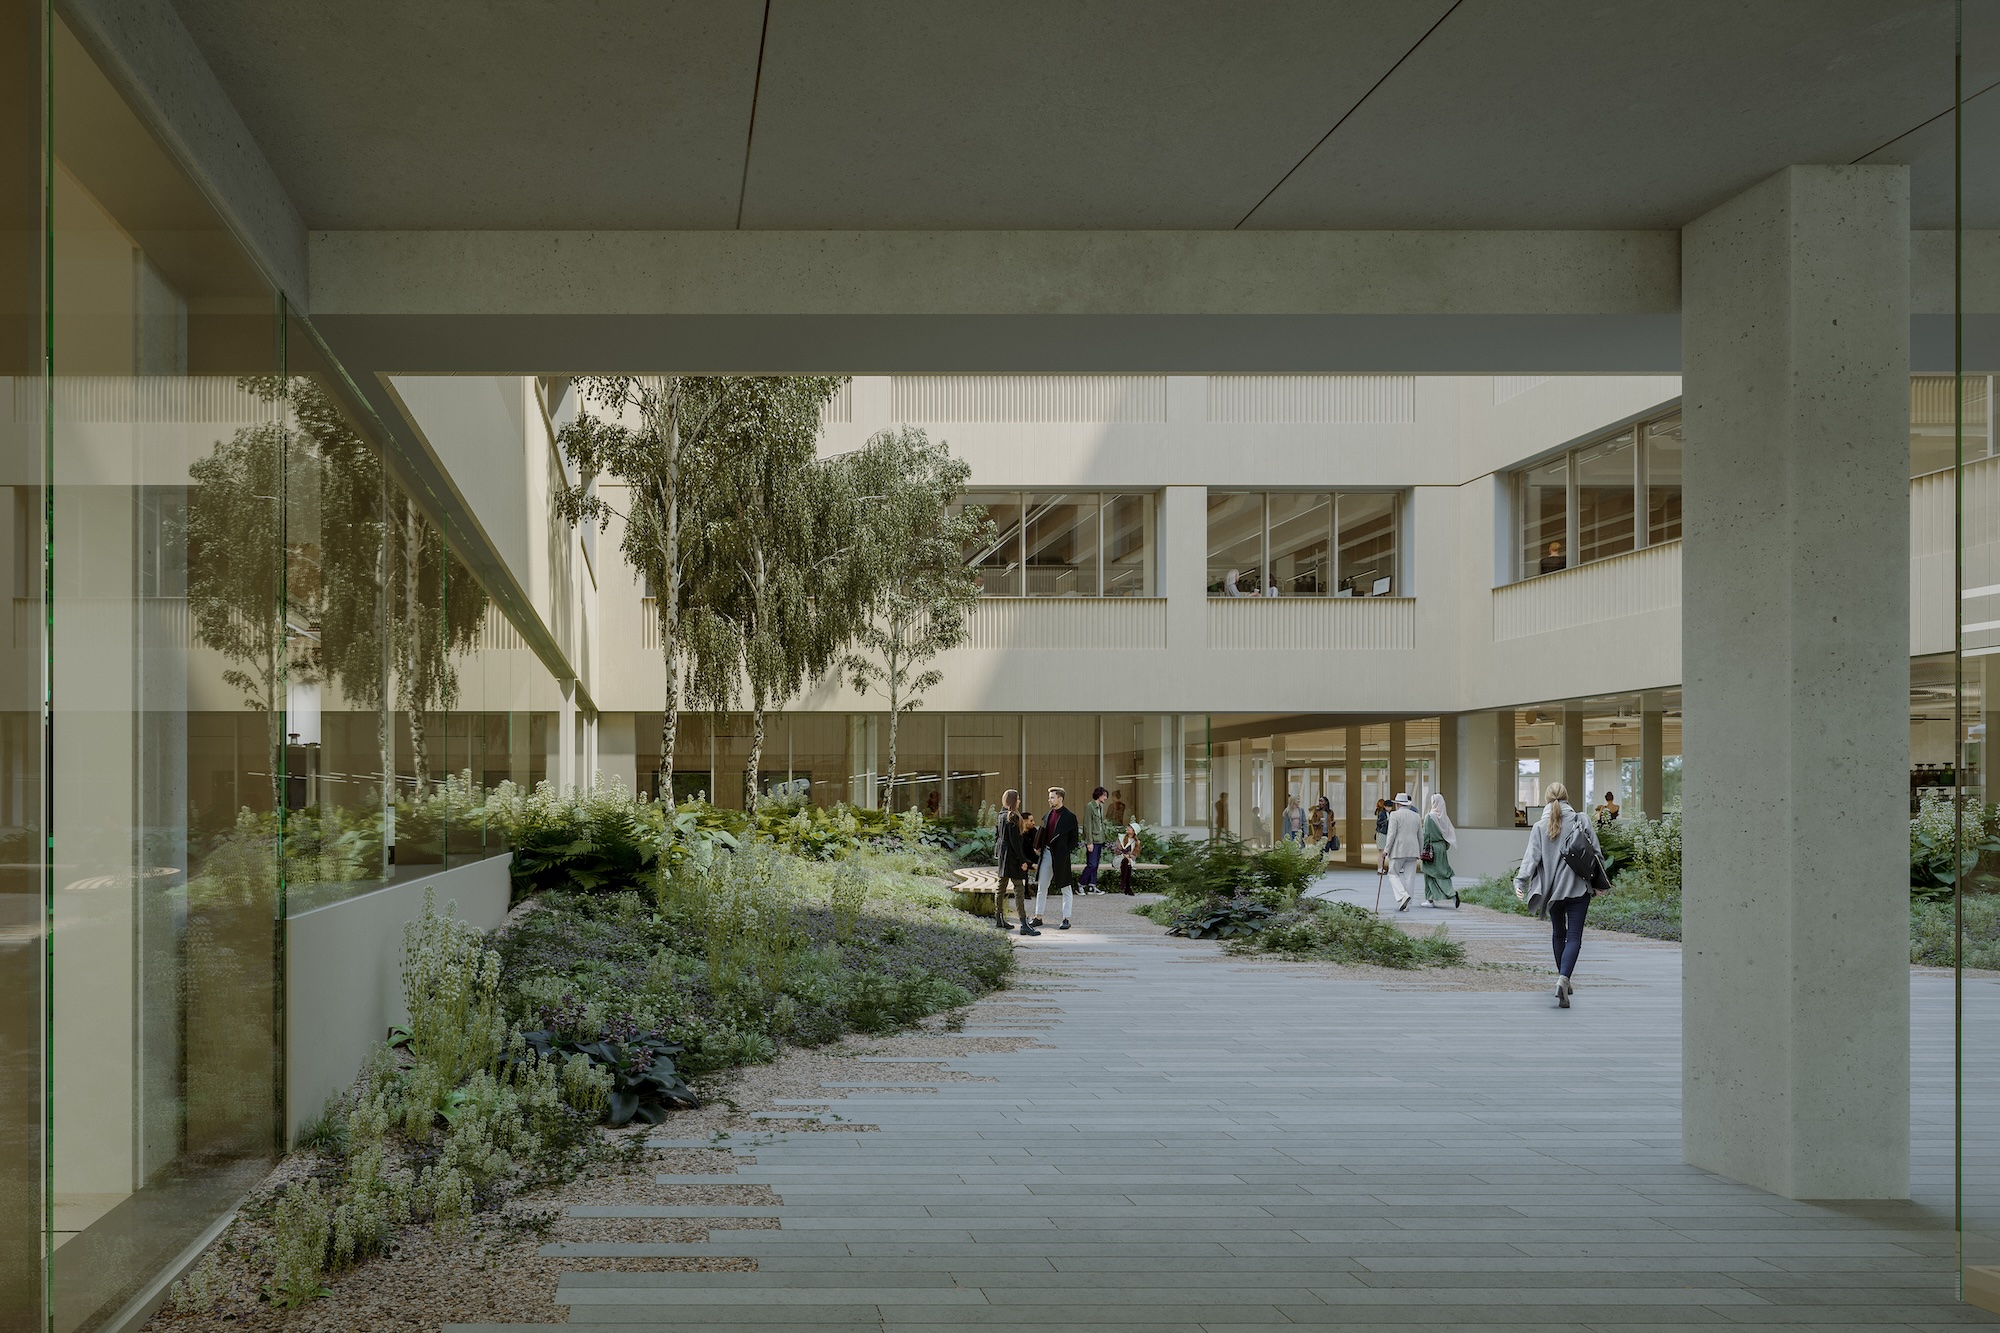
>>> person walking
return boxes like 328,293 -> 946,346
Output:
994,789 -> 1038,935
1079,786 -> 1110,894
1381,792 -> 1423,912
1033,786 -> 1081,931
1514,781 -> 1604,1008
1281,795 -> 1307,845
1420,792 -> 1459,908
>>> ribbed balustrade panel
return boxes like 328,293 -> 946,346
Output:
1491,541 -> 1680,641
1204,374 -> 1415,423
963,598 -> 1166,650
891,375 -> 1166,423
1205,596 -> 1414,650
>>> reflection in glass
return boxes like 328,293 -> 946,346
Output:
1024,494 -> 1098,597
957,491 -> 1021,596
1912,374 -> 1991,477
1575,429 -> 1637,563
1336,492 -> 1397,595
1206,493 -> 1264,595
1269,492 -> 1332,596
1102,493 -> 1155,597
1520,455 -> 1568,578
1646,413 -> 1684,546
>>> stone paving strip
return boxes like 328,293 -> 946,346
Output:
450,883 -> 2000,1333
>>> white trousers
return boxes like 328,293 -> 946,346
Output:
1387,857 -> 1421,906
1034,850 -> 1073,921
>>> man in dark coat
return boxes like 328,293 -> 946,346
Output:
1033,787 -> 1081,930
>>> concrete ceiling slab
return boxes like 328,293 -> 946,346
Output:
166,0 -> 766,228
735,0 -> 1453,228
1248,0 -> 2000,230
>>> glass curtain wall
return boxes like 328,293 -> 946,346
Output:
0,0 -> 42,1322
20,17 -> 562,1329
1516,410 -> 1683,580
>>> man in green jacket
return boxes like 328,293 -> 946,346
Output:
1080,786 -> 1110,895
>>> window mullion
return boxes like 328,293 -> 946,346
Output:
1635,420 -> 1650,551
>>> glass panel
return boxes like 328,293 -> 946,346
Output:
668,711 -> 716,804
945,713 -> 1019,814
0,0 -> 43,1322
1269,492 -> 1332,597
1182,714 -> 1210,829
1206,493 -> 1263,596
389,512 -> 448,868
1103,714 -> 1172,830
886,712 -> 942,813
956,491 -> 1021,596
50,16 -> 283,1325
787,711 -> 850,807
281,322 -> 391,911
1336,492 -> 1397,595
1102,493 -> 1155,597
1519,455 -> 1568,577
439,544 -> 497,861
1912,374 -> 1989,477
1646,413 -> 1683,546
1025,714 -> 1096,819
1575,429 -> 1637,563
1023,492 -> 1098,597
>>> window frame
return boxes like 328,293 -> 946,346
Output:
966,490 -> 1159,598
1206,490 -> 1405,598
1512,406 -> 1681,583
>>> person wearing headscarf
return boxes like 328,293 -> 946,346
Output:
1420,792 -> 1459,908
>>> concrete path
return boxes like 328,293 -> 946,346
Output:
452,876 -> 2000,1332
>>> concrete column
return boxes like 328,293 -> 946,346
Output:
1559,707 -> 1585,803
597,712 -> 635,793
1343,725 -> 1363,865
1438,714 -> 1460,818
1161,486 -> 1207,654
1387,721 -> 1407,802
1682,164 -> 1911,1200
557,680 -> 576,791
1640,697 -> 1665,819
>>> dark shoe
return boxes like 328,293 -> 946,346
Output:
1123,888 -> 1134,896
1031,917 -> 1044,927
1397,899 -> 1409,912
1018,925 -> 1040,936
1452,892 -> 1461,909
1059,920 -> 1072,930
993,918 -> 1011,929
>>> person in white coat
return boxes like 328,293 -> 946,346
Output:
1380,792 -> 1424,911
1513,781 -> 1603,1009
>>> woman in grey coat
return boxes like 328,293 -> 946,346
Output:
1513,781 -> 1602,1008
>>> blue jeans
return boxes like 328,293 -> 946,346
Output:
1081,842 -> 1103,887
1550,895 -> 1590,978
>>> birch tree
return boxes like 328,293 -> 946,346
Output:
678,376 -> 853,807
839,428 -> 987,810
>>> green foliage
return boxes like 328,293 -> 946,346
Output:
401,889 -> 506,1096
170,1250 -> 226,1315
1910,794 -> 2000,899
1167,895 -> 1277,940
1911,894 -> 2000,968
1251,901 -> 1466,969
265,1180 -> 333,1308
1624,810 -> 1683,896
522,1029 -> 698,1126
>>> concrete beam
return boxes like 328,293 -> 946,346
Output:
60,0 -> 308,305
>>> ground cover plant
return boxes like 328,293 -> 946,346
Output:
176,781 -> 1013,1314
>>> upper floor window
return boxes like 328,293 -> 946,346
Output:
1912,375 -> 1993,477
1513,410 -> 1680,581
1207,491 -> 1400,597
952,491 -> 1157,597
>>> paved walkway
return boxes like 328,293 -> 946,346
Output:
454,876 -> 2000,1332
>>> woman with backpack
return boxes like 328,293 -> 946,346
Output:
1513,781 -> 1605,1008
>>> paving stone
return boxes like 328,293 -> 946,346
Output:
522,884 -> 2000,1332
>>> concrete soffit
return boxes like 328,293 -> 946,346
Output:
59,0 -> 310,309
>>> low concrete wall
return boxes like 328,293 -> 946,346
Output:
1450,827 -> 1531,881
285,855 -> 513,1144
